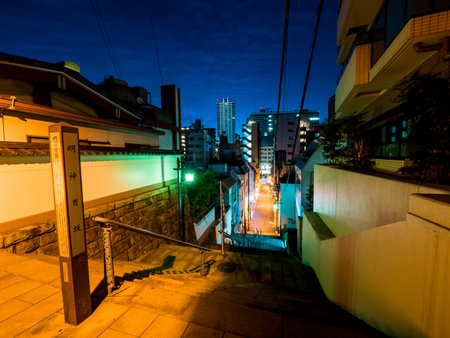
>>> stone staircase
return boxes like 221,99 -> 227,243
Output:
85,244 -> 385,337
0,244 -> 386,337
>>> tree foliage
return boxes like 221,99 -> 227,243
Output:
394,72 -> 450,182
186,169 -> 219,220
322,115 -> 372,168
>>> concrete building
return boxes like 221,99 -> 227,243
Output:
275,119 -> 308,165
0,52 -> 182,258
327,94 -> 335,123
241,118 -> 259,164
203,127 -> 217,157
259,136 -> 274,176
185,120 -> 214,170
209,158 -> 254,234
300,1 -> 450,337
250,109 -> 319,139
335,0 -> 449,174
217,98 -> 235,143
180,126 -> 189,154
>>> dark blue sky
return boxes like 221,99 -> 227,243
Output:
1,0 -> 338,132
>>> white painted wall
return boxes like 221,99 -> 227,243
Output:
302,212 -> 449,337
280,183 -> 295,226
0,154 -> 179,224
313,165 -> 448,236
1,115 -> 158,147
194,207 -> 216,241
304,166 -> 450,337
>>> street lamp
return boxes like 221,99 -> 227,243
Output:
175,158 -> 195,242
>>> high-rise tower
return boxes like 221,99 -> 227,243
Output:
217,98 -> 235,143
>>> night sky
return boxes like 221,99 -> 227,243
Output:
1,0 -> 338,132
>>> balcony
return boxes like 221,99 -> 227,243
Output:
337,0 -> 380,64
335,44 -> 372,116
336,11 -> 450,117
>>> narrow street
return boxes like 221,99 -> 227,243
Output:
249,182 -> 278,235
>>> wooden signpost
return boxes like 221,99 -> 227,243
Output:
49,123 -> 91,325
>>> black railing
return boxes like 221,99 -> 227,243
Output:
219,230 -> 242,246
93,216 -> 210,294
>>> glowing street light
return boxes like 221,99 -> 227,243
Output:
185,173 -> 194,182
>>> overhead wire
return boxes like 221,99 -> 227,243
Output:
89,0 -> 122,79
273,0 -> 290,230
274,0 -> 290,187
291,0 -> 324,159
279,0 -> 324,206
147,0 -> 164,85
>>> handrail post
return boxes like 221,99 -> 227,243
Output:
200,250 -> 205,276
102,226 -> 116,294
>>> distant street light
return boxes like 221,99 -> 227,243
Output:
185,173 -> 194,182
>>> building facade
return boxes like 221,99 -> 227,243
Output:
185,120 -> 214,169
241,118 -> 259,164
217,98 -> 235,143
0,52 -> 182,259
335,0 -> 449,173
298,2 -> 450,337
250,109 -> 319,140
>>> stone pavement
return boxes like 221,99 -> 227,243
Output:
0,245 -> 385,337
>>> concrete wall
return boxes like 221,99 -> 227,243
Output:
302,204 -> 449,337
313,165 -> 449,236
280,183 -> 295,226
0,154 -> 179,225
304,166 -> 450,337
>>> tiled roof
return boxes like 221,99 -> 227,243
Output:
0,142 -> 181,157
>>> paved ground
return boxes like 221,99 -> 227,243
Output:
0,245 -> 385,337
249,183 -> 278,235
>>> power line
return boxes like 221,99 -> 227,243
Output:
273,0 -> 290,232
147,0 -> 164,85
291,0 -> 324,159
274,0 -> 290,184
89,0 -> 122,79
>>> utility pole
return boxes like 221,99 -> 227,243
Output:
176,158 -> 185,241
219,182 -> 225,255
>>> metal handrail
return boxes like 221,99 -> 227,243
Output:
93,216 -> 211,251
93,216 -> 210,294
219,230 -> 242,246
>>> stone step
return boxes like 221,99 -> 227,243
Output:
5,248 -> 384,337
107,278 -> 382,338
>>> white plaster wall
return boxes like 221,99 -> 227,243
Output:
1,115 -> 158,147
0,155 -> 179,224
314,165 -> 449,236
302,213 -> 449,337
194,207 -> 216,241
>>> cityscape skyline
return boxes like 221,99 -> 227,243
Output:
0,0 -> 339,131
